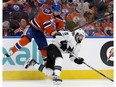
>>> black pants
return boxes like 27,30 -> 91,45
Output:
46,44 -> 63,70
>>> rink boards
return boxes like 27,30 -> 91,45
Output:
2,37 -> 113,80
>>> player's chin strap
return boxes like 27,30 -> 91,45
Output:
67,50 -> 114,82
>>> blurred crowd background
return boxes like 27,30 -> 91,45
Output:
3,0 -> 113,37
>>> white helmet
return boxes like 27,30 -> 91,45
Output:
73,28 -> 85,43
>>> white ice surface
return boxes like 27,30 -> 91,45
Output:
3,79 -> 113,87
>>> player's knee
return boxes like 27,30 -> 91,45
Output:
47,44 -> 55,51
19,36 -> 31,46
21,36 -> 31,42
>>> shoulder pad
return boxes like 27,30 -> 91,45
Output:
43,8 -> 52,14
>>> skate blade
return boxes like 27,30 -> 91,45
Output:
24,58 -> 32,69
53,81 -> 62,85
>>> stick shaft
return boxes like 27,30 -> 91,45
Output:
73,13 -> 113,31
83,62 -> 114,82
67,50 -> 114,82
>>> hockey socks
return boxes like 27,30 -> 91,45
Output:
33,63 -> 53,77
40,50 -> 47,64
24,58 -> 53,77
26,57 -> 63,78
54,57 -> 63,77
12,36 -> 30,53
53,57 -> 63,85
4,36 -> 30,58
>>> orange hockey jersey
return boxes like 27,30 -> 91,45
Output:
30,8 -> 65,35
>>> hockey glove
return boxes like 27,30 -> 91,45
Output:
60,40 -> 67,51
74,57 -> 84,64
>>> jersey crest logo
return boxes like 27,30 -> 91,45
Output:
50,18 -> 56,28
67,46 -> 74,52
13,5 -> 20,11
43,8 -> 52,14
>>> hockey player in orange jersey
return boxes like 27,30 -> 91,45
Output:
4,3 -> 65,64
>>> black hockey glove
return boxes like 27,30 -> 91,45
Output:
74,57 -> 84,64
60,40 -> 67,51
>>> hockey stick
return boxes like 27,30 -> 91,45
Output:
82,62 -> 114,82
67,50 -> 114,82
73,13 -> 113,31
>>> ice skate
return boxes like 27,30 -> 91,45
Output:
53,75 -> 62,85
4,50 -> 13,58
24,58 -> 37,69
